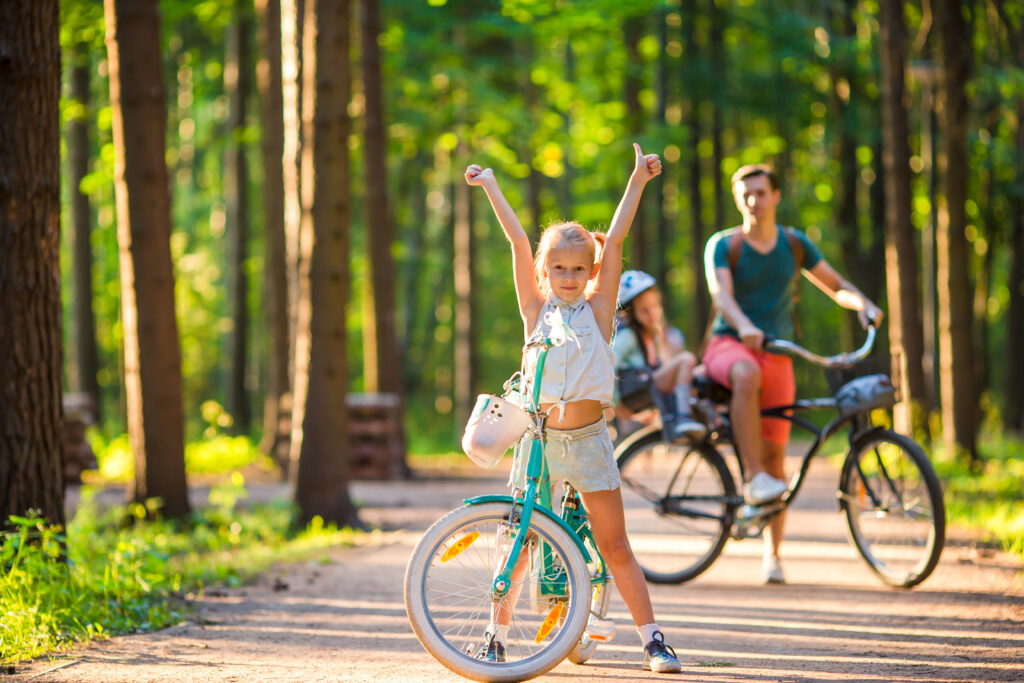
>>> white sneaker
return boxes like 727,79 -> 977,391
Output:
743,472 -> 788,505
763,556 -> 785,584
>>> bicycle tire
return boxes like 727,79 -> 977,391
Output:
616,429 -> 737,584
839,428 -> 946,588
404,502 -> 591,682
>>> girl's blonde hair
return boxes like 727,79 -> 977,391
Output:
533,221 -> 604,297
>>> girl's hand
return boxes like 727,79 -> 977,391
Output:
465,164 -> 494,186
632,143 -> 662,183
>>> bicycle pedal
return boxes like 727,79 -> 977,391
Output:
585,616 -> 616,642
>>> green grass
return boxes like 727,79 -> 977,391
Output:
933,433 -> 1024,558
0,475 -> 363,664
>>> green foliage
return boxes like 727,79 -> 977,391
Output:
55,0 -> 1024,452
87,429 -> 273,483
934,433 -> 1024,558
0,480 -> 360,664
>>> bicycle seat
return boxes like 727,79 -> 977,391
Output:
693,374 -> 732,405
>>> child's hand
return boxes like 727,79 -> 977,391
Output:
465,164 -> 494,186
632,143 -> 662,183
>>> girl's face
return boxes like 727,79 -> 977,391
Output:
543,241 -> 597,302
631,288 -> 664,331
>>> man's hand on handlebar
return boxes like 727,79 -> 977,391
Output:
858,303 -> 884,330
737,322 -> 765,352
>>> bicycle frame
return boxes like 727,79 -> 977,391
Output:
704,325 -> 882,516
463,332 -> 607,600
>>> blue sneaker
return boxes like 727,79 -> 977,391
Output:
473,632 -> 506,663
643,631 -> 681,673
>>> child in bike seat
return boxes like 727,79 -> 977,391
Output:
613,270 -> 706,442
464,144 -> 682,674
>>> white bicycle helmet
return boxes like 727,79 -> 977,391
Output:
618,270 -> 657,308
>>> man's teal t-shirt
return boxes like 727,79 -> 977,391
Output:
704,225 -> 823,340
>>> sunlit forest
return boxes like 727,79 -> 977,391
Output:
2,0 -> 1023,529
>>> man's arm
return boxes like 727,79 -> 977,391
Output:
707,264 -> 764,350
804,260 -> 884,328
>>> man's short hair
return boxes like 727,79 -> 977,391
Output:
731,163 -> 778,191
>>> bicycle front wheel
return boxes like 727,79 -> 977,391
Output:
617,429 -> 737,583
840,429 -> 946,588
404,502 -> 591,682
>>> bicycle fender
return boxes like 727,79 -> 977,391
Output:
463,495 -> 592,561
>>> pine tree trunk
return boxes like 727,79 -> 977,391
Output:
225,3 -> 252,434
256,0 -> 292,471
935,0 -> 978,461
709,0 -> 726,234
879,0 -> 929,437
67,43 -> 102,422
623,15 -> 647,272
453,142 -> 475,433
104,0 -> 190,517
282,0 -> 304,422
1004,30 -> 1024,434
290,0 -> 359,528
683,4 -> 708,342
0,0 -> 65,527
360,0 -> 404,406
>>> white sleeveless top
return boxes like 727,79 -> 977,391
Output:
523,296 -> 615,419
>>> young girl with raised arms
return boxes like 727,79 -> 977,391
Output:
464,143 -> 682,674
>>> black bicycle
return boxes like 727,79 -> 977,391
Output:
615,325 -> 946,589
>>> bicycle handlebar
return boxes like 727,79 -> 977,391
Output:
764,323 -> 877,369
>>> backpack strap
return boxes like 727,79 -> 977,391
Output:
700,227 -> 806,355
783,226 -> 804,339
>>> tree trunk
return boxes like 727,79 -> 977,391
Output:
67,43 -> 102,422
256,0 -> 292,471
360,0 -> 404,405
104,0 -> 190,516
1004,26 -> 1024,434
282,0 -> 304,416
226,2 -> 252,434
879,0 -> 929,437
0,0 -> 65,528
830,0 -> 860,351
683,4 -> 708,342
453,142 -> 476,434
290,0 -> 359,528
709,0 -> 726,234
623,15 -> 647,272
935,0 -> 977,462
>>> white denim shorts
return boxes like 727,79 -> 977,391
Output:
508,418 -> 620,493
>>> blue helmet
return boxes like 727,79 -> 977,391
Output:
618,270 -> 657,309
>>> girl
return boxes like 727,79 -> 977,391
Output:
613,270 -> 706,441
464,143 -> 681,674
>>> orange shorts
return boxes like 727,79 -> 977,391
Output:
702,334 -> 795,444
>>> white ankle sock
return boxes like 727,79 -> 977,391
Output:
637,622 -> 660,645
488,623 -> 509,643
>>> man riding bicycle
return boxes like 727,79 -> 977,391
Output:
703,162 -> 883,584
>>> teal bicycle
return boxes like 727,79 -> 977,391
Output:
404,330 -> 614,682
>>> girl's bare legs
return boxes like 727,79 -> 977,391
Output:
652,350 -> 697,393
579,487 -> 655,627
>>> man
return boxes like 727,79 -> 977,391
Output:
703,163 -> 882,584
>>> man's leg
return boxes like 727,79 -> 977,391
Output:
704,336 -> 786,504
762,439 -> 786,558
729,360 -> 767,480
758,352 -> 795,583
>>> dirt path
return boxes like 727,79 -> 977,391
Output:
10,456 -> 1024,682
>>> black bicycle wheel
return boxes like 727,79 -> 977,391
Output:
616,428 -> 737,583
839,429 -> 946,588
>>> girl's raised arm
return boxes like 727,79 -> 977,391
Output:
465,165 -> 544,330
589,144 -> 661,334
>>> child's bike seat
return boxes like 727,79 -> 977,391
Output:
693,374 -> 732,405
